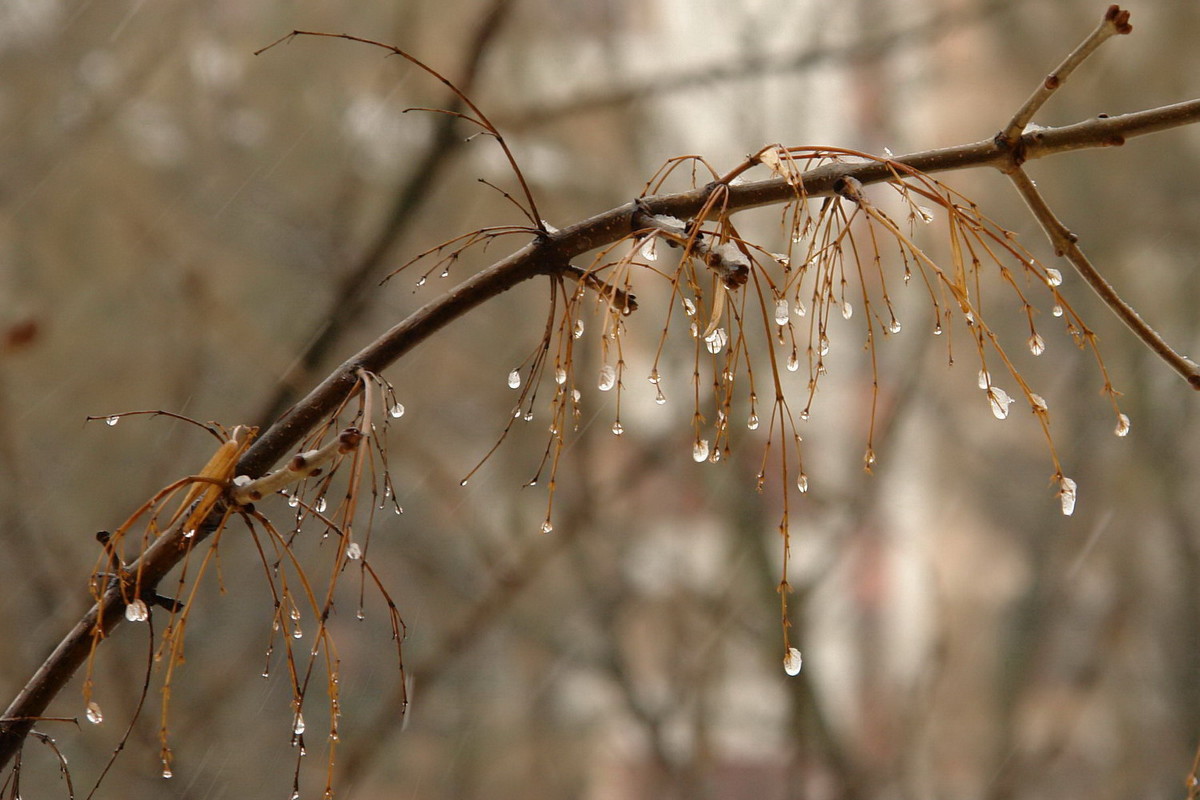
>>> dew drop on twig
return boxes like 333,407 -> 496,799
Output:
978,370 -> 991,390
293,713 -> 306,735
1052,304 -> 1064,317
389,402 -> 405,419
86,701 -> 103,724
888,319 -> 902,334
783,647 -> 803,676
105,416 -> 120,427
540,520 -> 554,534
747,413 -> 759,431
315,497 -> 327,514
1045,268 -> 1063,286
125,599 -> 149,623
1115,413 -> 1131,437
598,364 -> 617,391
682,297 -> 697,317
1058,476 -> 1077,516
507,369 -> 521,389
611,421 -> 624,436
1030,393 -> 1049,412
1028,333 -> 1046,356
988,387 -> 1013,420
692,439 -> 710,463
841,301 -> 853,320
554,367 -> 567,385
774,299 -> 789,326
796,474 -> 809,493
573,319 -> 585,339
346,542 -> 362,560
705,327 -> 728,355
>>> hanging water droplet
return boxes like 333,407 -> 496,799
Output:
771,253 -> 790,268
346,542 -> 362,560
682,298 -> 697,317
1114,413 -> 1131,437
841,301 -> 853,320
747,413 -> 759,430
125,599 -> 149,623
389,402 -> 405,418
86,701 -> 103,724
783,647 -> 803,676
689,321 -> 699,338
988,386 -> 1013,420
863,449 -> 876,470
1058,476 -> 1077,516
573,319 -> 585,339
440,268 -> 450,278
888,319 -> 902,334
786,352 -> 800,372
774,298 -> 789,326
571,389 -> 581,402
523,412 -> 534,422
415,276 -> 427,287
1028,333 -> 1046,356
796,474 -> 809,493
1052,304 -> 1064,317
611,421 -> 624,436
315,497 -> 327,513
933,323 -> 943,335
105,415 -> 120,427
598,364 -> 617,391
977,370 -> 991,389
692,439 -> 710,463
293,713 -> 306,735
917,206 -> 935,224
1045,268 -> 1063,286
793,299 -> 806,318
640,237 -> 658,262
818,335 -> 830,356
1030,393 -> 1048,412
162,766 -> 173,779
540,520 -> 554,534
704,327 -> 728,355
507,369 -> 521,389
287,494 -> 300,508
183,528 -> 196,539
553,367 -> 567,385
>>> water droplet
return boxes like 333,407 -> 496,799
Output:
1114,413 -> 1131,437
1052,304 -> 1064,317
287,494 -> 300,508
917,206 -> 935,224
796,474 -> 809,493
390,402 -> 405,418
1045,268 -> 1063,287
786,352 -> 799,372
692,439 -> 710,463
654,388 -> 666,405
598,364 -> 617,391
1058,476 -> 1077,516
315,497 -> 327,513
933,323 -> 943,335
440,268 -> 450,278
863,449 -> 876,470
988,386 -> 1013,420
183,528 -> 196,539
704,327 -> 728,355
571,389 -> 581,402
1030,393 -> 1048,412
818,335 -> 830,356
523,412 -> 534,422
883,146 -> 894,158
793,299 -> 806,318
771,253 -> 790,268
888,319 -> 902,334
573,319 -> 585,339
640,237 -> 658,262
86,701 -> 103,724
747,413 -> 759,430
415,276 -> 427,287
774,298 -> 789,326
977,370 -> 991,389
105,416 -> 120,427
507,369 -> 521,389
841,301 -> 853,320
1028,333 -> 1045,356
783,647 -> 803,676
682,298 -> 697,317
554,367 -> 567,385
125,599 -> 149,622
346,542 -> 362,560
540,520 -> 554,534
689,321 -> 699,338
162,766 -> 173,779
611,421 -> 624,436
293,712 -> 306,735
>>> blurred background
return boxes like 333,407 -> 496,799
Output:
2,1 -> 1199,798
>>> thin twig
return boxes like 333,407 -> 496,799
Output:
1000,5 -> 1132,144
1007,167 -> 1200,388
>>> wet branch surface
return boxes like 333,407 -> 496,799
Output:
4,86 -> 1200,771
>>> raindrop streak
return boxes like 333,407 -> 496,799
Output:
389,402 -> 405,419
692,439 -> 710,463
988,387 -> 1013,420
1059,476 -> 1077,516
598,364 -> 617,391
86,701 -> 103,724
1115,413 -> 1131,437
105,416 -> 120,427
783,647 -> 803,676
125,599 -> 149,623
1028,333 -> 1046,356
507,369 -> 521,389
